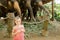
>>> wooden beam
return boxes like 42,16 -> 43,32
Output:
51,0 -> 54,21
41,20 -> 49,36
22,19 -> 49,24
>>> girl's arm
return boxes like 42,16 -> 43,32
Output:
12,30 -> 15,36
12,29 -> 21,36
12,26 -> 21,36
20,25 -> 25,32
12,27 -> 16,36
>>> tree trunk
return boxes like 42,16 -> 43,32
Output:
6,13 -> 15,38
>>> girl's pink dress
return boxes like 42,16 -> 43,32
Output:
12,25 -> 25,40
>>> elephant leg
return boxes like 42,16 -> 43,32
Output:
22,9 -> 27,21
13,1 -> 22,18
33,7 -> 38,21
33,6 -> 38,18
33,8 -> 42,21
27,9 -> 31,20
26,0 -> 36,21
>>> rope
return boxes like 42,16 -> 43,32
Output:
22,19 -> 49,24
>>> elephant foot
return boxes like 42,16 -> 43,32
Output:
26,17 -> 36,22
26,17 -> 30,21
30,18 -> 36,22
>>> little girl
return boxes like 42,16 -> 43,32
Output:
12,17 -> 25,40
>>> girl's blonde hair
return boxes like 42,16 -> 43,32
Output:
14,16 -> 22,25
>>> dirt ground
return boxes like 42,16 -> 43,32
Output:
0,20 -> 60,40
0,30 -> 60,40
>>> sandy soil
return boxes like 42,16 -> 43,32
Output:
0,20 -> 60,40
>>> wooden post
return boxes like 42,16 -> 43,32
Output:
42,15 -> 49,36
6,13 -> 15,37
51,0 -> 54,21
41,20 -> 49,36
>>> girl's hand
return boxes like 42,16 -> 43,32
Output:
12,30 -> 21,36
12,33 -> 15,37
12,32 -> 17,37
20,25 -> 25,32
21,29 -> 25,32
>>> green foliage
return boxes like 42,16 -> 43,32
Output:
54,4 -> 60,21
0,20 -> 6,30
0,23 -> 4,30
44,3 -> 60,21
24,23 -> 44,38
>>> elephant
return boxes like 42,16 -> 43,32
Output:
20,0 -> 51,21
22,0 -> 50,21
0,0 -> 36,21
0,0 -> 52,20
19,0 -> 36,21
